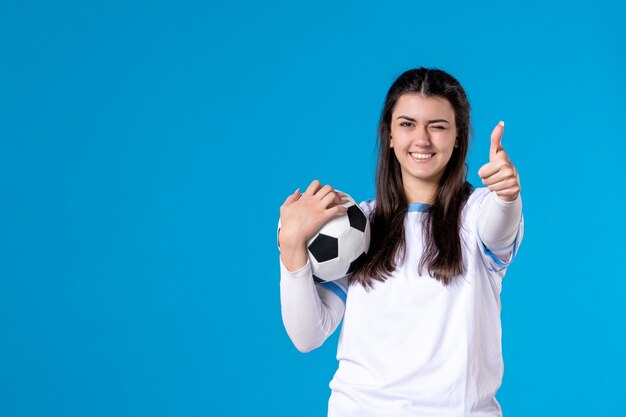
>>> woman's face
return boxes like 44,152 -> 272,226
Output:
389,93 -> 458,193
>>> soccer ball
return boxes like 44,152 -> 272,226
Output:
277,190 -> 370,282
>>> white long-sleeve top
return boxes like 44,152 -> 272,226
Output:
278,187 -> 524,417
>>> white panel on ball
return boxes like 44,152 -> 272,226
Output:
315,257 -> 350,281
339,227 -> 364,258
318,214 -> 351,238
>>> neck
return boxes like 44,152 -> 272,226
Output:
403,179 -> 439,205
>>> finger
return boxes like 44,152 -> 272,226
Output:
329,192 -> 349,205
304,179 -> 322,196
335,191 -> 348,201
281,188 -> 301,207
479,155 -> 513,177
477,161 -> 500,179
334,190 -> 349,203
314,184 -> 335,201
481,166 -> 516,186
493,188 -> 521,201
487,178 -> 519,192
494,188 -> 521,198
320,190 -> 341,208
482,173 -> 512,187
490,121 -> 505,161
324,204 -> 348,220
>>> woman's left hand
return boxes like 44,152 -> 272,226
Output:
477,121 -> 521,201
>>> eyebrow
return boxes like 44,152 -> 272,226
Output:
396,116 -> 450,124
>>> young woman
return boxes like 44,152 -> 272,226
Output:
277,67 -> 524,417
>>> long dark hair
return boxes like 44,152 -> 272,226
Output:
350,67 -> 474,289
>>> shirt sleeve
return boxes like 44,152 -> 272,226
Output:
475,190 -> 524,273
277,197 -> 373,352
279,256 -> 347,353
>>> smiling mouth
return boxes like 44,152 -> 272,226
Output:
410,152 -> 435,161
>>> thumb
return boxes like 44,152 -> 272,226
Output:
490,121 -> 505,161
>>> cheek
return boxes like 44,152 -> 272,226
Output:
441,146 -> 458,167
435,135 -> 457,152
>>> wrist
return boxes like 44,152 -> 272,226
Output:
495,192 -> 519,203
279,238 -> 308,253
279,243 -> 310,273
278,228 -> 308,250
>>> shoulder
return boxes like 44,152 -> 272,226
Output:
462,186 -> 491,224
466,186 -> 491,208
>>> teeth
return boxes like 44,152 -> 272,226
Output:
410,153 -> 434,159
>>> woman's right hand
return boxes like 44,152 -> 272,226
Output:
278,180 -> 349,251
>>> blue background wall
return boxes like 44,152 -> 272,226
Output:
1,0 -> 624,416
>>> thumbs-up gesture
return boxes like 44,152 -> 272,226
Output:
477,121 -> 521,202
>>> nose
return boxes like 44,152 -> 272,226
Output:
413,127 -> 431,147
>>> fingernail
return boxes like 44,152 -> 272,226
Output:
294,188 -> 300,194
498,121 -> 505,127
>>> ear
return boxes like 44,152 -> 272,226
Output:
390,136 -> 393,148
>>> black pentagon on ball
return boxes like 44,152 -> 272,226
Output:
347,251 -> 367,274
347,205 -> 367,232
308,233 -> 338,263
